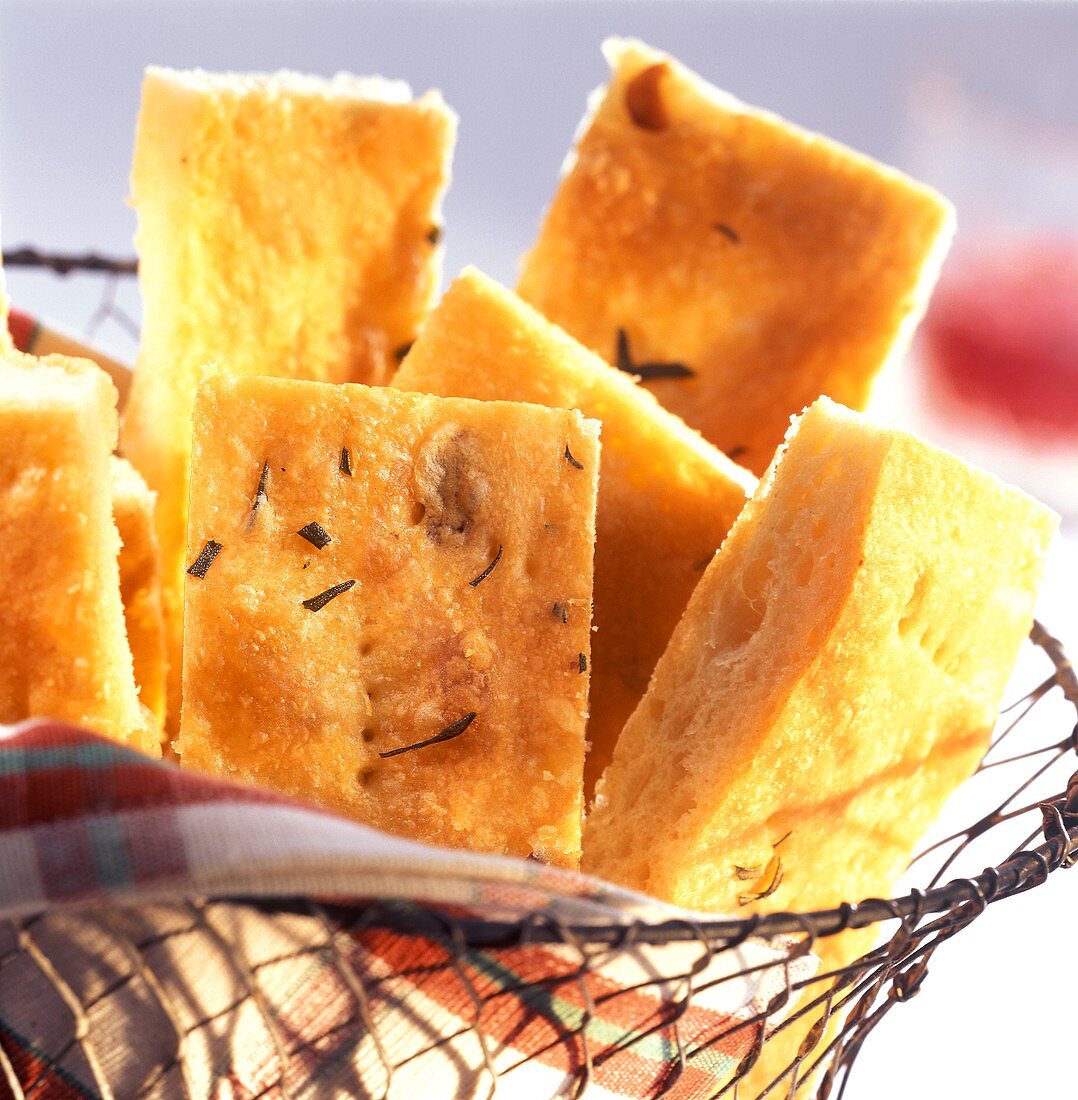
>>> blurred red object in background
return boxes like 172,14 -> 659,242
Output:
6,306 -> 37,352
921,239 -> 1078,440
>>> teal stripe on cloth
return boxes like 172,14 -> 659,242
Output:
86,816 -> 133,890
0,741 -> 137,776
346,902 -> 741,1078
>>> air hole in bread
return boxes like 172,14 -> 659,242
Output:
793,545 -> 816,587
931,637 -> 956,672
412,425 -> 489,544
714,551 -> 771,648
898,570 -> 931,638
740,550 -> 772,609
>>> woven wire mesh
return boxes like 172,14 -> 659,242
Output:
1,252 -> 1076,1099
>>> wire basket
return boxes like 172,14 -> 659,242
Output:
2,251 -> 1077,1100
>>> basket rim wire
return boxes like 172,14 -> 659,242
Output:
3,248 -> 1077,1099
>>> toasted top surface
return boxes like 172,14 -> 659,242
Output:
584,397 -> 1057,912
180,375 -> 599,865
1,350 -> 119,433
144,66 -> 428,108
518,38 -> 954,475
394,267 -> 754,794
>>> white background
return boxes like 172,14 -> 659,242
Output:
2,2 -> 1077,1096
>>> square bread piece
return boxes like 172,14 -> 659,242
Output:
111,456 -> 168,731
180,375 -> 599,866
393,268 -> 755,796
121,67 -> 457,727
583,397 -> 1057,912
0,353 -> 158,754
518,38 -> 955,476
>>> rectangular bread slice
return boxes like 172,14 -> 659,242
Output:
121,67 -> 457,728
583,396 -> 1057,913
518,38 -> 954,476
111,456 -> 168,731
393,268 -> 755,796
179,375 -> 599,866
0,352 -> 158,754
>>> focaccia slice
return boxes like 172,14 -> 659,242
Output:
0,352 -> 157,754
583,397 -> 1056,913
180,375 -> 599,867
111,456 -> 168,731
121,67 -> 457,727
519,38 -> 954,475
393,268 -> 754,796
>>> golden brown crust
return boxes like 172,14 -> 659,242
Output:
583,397 -> 1057,914
0,352 -> 158,753
179,375 -> 598,866
120,67 -> 457,729
110,457 -> 168,731
393,268 -> 754,797
518,38 -> 955,476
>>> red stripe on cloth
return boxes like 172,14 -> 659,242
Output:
352,922 -> 751,1096
0,762 -> 91,831
0,1022 -> 92,1099
260,951 -> 370,1092
360,919 -> 760,1055
0,762 -> 295,831
0,722 -> 301,831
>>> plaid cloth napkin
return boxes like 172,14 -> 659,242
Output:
0,720 -> 815,1098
